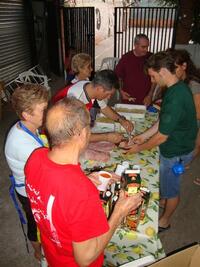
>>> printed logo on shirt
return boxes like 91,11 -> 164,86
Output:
26,183 -> 62,248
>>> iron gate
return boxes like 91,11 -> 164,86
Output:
62,7 -> 95,70
114,6 -> 179,58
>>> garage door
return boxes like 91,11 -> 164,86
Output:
0,0 -> 33,83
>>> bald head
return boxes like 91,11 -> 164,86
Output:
46,98 -> 90,146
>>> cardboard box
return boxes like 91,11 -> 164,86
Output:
149,243 -> 200,267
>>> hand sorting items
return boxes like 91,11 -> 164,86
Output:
120,119 -> 134,134
119,134 -> 145,154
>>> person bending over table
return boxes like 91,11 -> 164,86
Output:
25,97 -> 142,267
121,51 -> 198,232
54,69 -> 134,144
4,84 -> 49,260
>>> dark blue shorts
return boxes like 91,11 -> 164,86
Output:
160,151 -> 194,199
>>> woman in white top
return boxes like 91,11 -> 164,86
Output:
5,84 -> 49,260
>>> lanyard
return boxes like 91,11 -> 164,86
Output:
9,175 -> 26,224
9,175 -> 29,253
18,121 -> 44,147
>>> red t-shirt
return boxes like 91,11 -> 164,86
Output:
115,51 -> 152,104
25,148 -> 109,267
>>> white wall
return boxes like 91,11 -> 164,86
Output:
64,0 -> 123,43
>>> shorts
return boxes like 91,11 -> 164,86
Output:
160,151 -> 194,199
16,192 -> 38,242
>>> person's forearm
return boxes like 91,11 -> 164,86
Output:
101,106 -> 121,122
138,131 -> 167,152
76,209 -> 123,266
140,120 -> 159,140
91,210 -> 123,260
90,133 -> 108,142
147,83 -> 156,98
193,94 -> 200,120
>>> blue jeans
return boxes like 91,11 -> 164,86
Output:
160,151 -> 194,199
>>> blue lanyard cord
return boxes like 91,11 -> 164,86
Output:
18,121 -> 44,147
9,175 -> 30,253
9,175 -> 26,224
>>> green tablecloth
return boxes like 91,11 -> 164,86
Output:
81,112 -> 165,266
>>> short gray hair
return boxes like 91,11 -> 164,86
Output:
45,97 -> 90,146
134,34 -> 149,45
91,69 -> 119,91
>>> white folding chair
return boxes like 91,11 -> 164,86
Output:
99,57 -> 119,70
3,65 -> 51,102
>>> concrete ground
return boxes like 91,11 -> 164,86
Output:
0,76 -> 200,267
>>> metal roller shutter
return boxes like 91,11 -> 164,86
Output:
0,0 -> 33,83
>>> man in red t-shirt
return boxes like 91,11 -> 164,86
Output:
25,98 -> 142,267
115,34 -> 155,106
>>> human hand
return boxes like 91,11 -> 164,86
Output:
120,119 -> 134,133
120,90 -> 133,101
143,95 -> 152,107
131,134 -> 146,145
114,191 -> 142,218
109,172 -> 121,182
106,132 -> 124,144
87,172 -> 102,187
119,134 -> 144,149
122,143 -> 141,154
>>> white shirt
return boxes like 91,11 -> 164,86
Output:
70,76 -> 89,84
67,80 -> 107,109
5,122 -> 42,197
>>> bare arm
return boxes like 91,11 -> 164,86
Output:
143,83 -> 157,106
135,120 -> 159,142
101,105 -> 122,121
193,93 -> 200,120
101,106 -> 134,133
124,130 -> 168,154
73,192 -> 142,267
89,132 -> 123,144
148,83 -> 157,99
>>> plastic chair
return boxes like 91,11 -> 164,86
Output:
3,65 -> 50,102
99,57 -> 119,70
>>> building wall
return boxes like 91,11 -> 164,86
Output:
64,0 -> 124,44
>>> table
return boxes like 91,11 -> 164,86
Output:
81,111 -> 165,266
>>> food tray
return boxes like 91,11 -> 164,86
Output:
92,114 -> 115,133
114,104 -> 146,120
